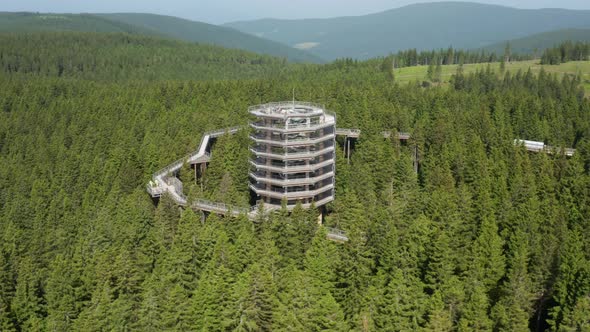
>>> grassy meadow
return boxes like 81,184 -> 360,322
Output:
393,60 -> 590,95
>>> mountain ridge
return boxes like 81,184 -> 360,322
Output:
224,2 -> 590,60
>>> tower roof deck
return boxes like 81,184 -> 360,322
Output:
249,101 -> 335,123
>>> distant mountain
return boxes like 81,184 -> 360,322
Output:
0,12 -> 323,63
96,13 -> 323,63
224,2 -> 590,60
481,29 -> 590,56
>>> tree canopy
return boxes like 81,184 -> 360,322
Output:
0,31 -> 589,331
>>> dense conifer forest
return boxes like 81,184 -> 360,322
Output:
0,33 -> 296,81
1,31 -> 589,331
380,46 -> 531,69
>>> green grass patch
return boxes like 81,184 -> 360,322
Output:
393,60 -> 590,95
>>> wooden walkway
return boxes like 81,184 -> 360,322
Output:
335,128 -> 411,140
514,139 -> 576,157
147,126 -> 240,204
325,227 -> 349,242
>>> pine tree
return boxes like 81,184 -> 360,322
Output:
45,254 -> 82,332
491,229 -> 534,331
559,295 -> 590,332
375,269 -> 426,330
136,281 -> 163,332
11,258 -> 46,331
457,282 -> 493,331
72,281 -> 113,331
549,228 -> 590,330
424,292 -> 454,332
427,61 -> 435,81
334,232 -> 374,329
275,263 -> 347,331
470,214 -> 505,291
504,42 -> 511,63
434,61 -> 443,83
232,264 -> 274,332
304,227 -> 340,286
191,228 -> 237,330
0,250 -> 16,331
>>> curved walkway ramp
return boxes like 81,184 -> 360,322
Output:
146,126 -> 240,206
187,126 -> 241,165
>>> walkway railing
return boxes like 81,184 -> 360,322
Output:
250,133 -> 335,146
249,171 -> 334,187
249,183 -> 334,200
337,128 -> 412,140
248,101 -> 325,113
249,159 -> 333,173
335,128 -> 361,137
514,139 -> 576,157
153,157 -> 185,179
251,121 -> 333,131
249,146 -> 334,159
325,227 -> 349,242
192,199 -> 253,215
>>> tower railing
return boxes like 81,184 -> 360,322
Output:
250,121 -> 333,132
248,101 -> 325,112
249,159 -> 333,173
249,183 -> 334,199
249,146 -> 335,160
250,133 -> 335,146
249,171 -> 334,187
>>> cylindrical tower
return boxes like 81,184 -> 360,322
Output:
249,101 -> 336,210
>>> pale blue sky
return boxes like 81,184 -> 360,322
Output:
2,0 -> 589,24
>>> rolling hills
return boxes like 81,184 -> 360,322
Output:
224,2 -> 590,60
0,12 -> 323,63
5,5 -> 590,63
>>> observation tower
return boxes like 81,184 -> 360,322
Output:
249,102 -> 336,210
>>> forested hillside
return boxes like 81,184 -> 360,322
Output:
0,32 -> 299,81
0,12 -> 158,35
96,13 -> 324,64
0,12 -> 322,63
1,30 -> 590,331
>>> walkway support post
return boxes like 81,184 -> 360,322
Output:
413,145 -> 418,174
347,137 -> 351,165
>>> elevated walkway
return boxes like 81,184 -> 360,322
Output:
336,128 -> 413,165
514,139 -> 576,157
325,227 -> 349,242
335,128 -> 411,140
187,126 -> 241,164
147,126 -> 241,204
192,199 -> 259,219
335,128 -> 361,138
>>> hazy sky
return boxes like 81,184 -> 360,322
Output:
3,0 -> 590,24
